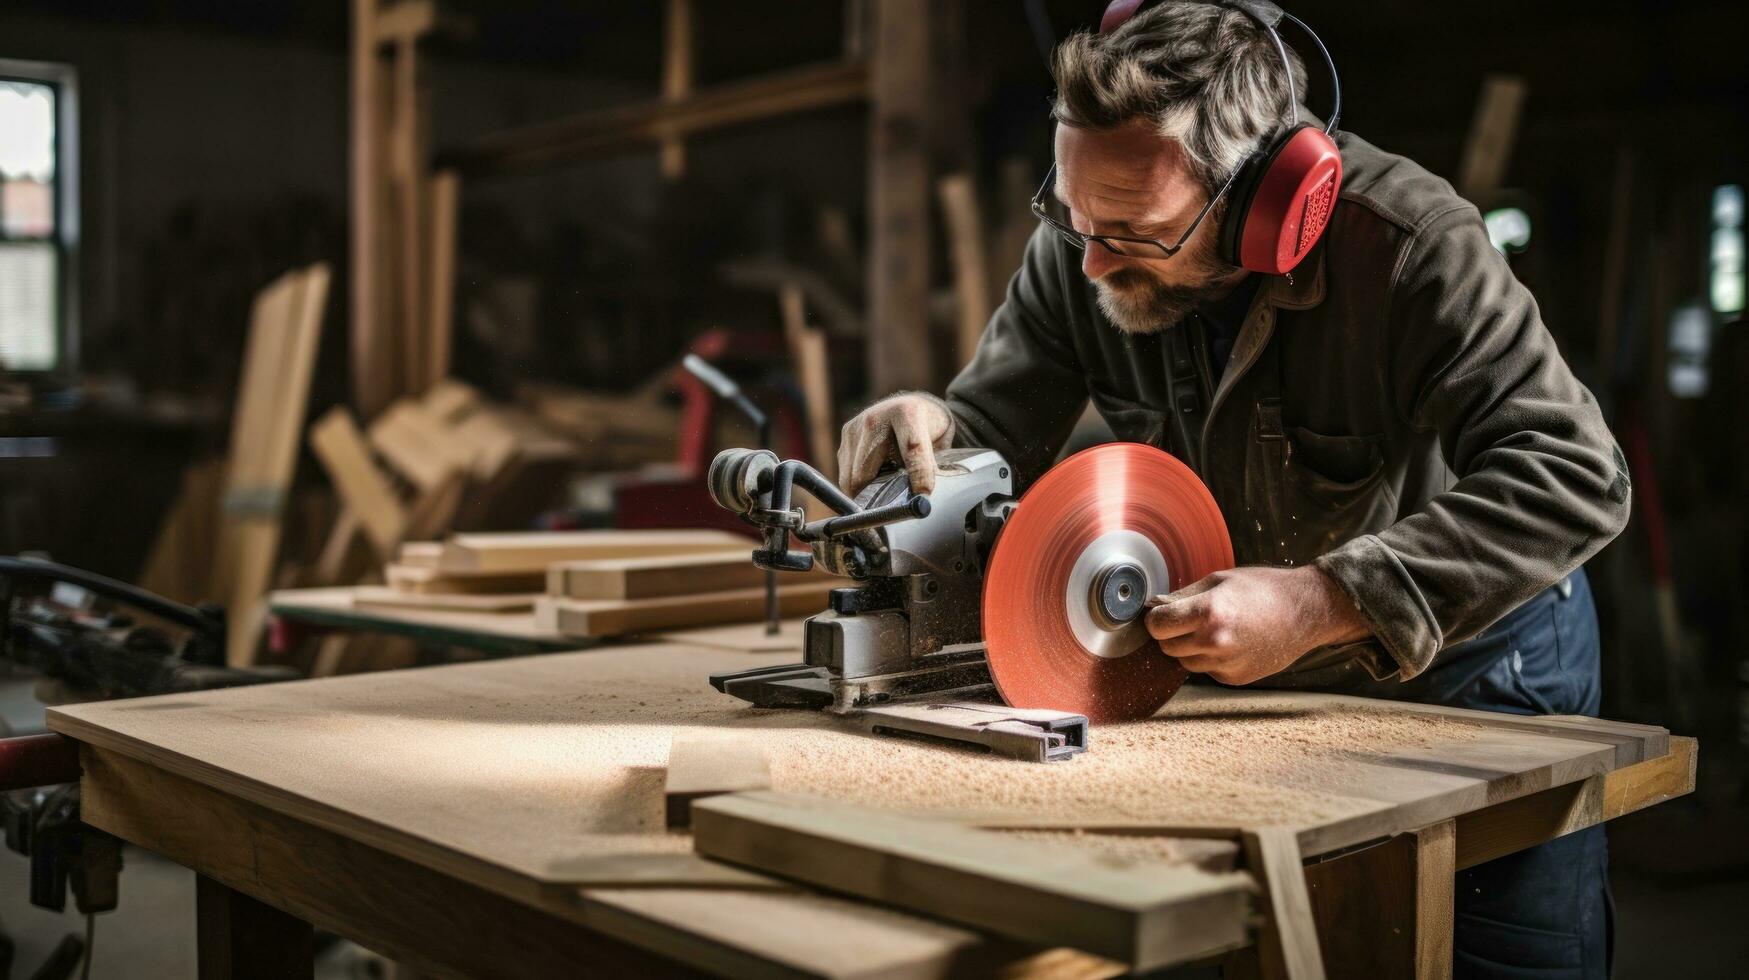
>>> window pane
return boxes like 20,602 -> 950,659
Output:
0,241 -> 57,370
0,81 -> 56,183
1,179 -> 53,237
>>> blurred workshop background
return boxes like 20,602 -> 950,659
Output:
0,1 -> 1744,976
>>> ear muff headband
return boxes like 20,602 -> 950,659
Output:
1098,0 -> 1344,274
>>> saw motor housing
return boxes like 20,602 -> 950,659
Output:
706,447 -> 1015,712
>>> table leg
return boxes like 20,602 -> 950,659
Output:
1304,818 -> 1455,980
1413,821 -> 1456,979
197,875 -> 314,980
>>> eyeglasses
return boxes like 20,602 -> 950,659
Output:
1030,162 -> 1241,260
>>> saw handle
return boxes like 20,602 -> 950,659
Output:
708,449 -> 934,574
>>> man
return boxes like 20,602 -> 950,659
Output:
835,3 -> 1631,977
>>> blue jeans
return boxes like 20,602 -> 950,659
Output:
1329,569 -> 1613,979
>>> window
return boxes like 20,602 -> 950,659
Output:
1712,184 -> 1744,318
0,60 -> 76,375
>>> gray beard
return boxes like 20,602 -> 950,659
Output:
1094,268 -> 1231,335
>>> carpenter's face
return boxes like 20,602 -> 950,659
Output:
1052,119 -> 1242,333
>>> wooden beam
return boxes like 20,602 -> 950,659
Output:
547,551 -> 827,601
867,0 -> 934,396
1240,829 -> 1325,980
536,581 -> 841,639
691,790 -> 1255,972
659,0 -> 693,179
440,529 -> 747,573
425,169 -> 458,388
443,60 -> 870,177
938,173 -> 991,370
1456,74 -> 1526,203
1453,735 -> 1697,870
1412,822 -> 1455,980
351,0 -> 395,417
309,408 -> 407,559
372,0 -> 434,44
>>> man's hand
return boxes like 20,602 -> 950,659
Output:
836,393 -> 955,496
1144,565 -> 1370,685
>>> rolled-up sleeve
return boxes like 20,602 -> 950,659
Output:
945,226 -> 1090,488
1313,207 -> 1632,679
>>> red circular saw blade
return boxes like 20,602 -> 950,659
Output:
983,443 -> 1234,722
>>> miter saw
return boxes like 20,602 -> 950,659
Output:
704,441 -> 1235,762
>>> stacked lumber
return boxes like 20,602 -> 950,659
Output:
309,380 -> 579,583
535,542 -> 845,640
352,529 -> 759,620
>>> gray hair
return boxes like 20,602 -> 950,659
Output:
1052,1 -> 1308,190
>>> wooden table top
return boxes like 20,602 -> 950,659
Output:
45,639 -> 1676,975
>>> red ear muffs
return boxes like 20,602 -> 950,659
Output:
1218,124 -> 1342,275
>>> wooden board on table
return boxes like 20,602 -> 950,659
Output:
385,562 -> 546,595
439,530 -> 748,574
547,553 -> 831,601
536,582 -> 838,639
692,790 -> 1255,972
352,586 -> 537,613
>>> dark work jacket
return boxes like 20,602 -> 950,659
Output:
942,129 -> 1632,683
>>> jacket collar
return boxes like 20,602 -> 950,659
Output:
1259,238 -> 1327,310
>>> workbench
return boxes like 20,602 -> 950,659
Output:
45,639 -> 1693,978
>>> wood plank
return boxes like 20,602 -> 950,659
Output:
692,790 -> 1255,971
658,0 -> 693,179
424,169 -> 458,388
1241,829 -> 1324,980
367,401 -> 456,490
938,172 -> 992,369
385,562 -> 546,594
219,265 -> 331,666
443,60 -> 870,178
547,552 -> 828,601
1452,735 -> 1697,870
351,0 -> 389,417
441,529 -> 748,573
665,736 -> 771,828
372,0 -> 434,44
395,540 -> 444,567
420,379 -> 481,424
353,585 -> 537,613
537,582 -> 838,638
309,407 -> 407,557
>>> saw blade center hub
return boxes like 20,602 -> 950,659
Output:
1063,530 -> 1170,660
1092,561 -> 1147,627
